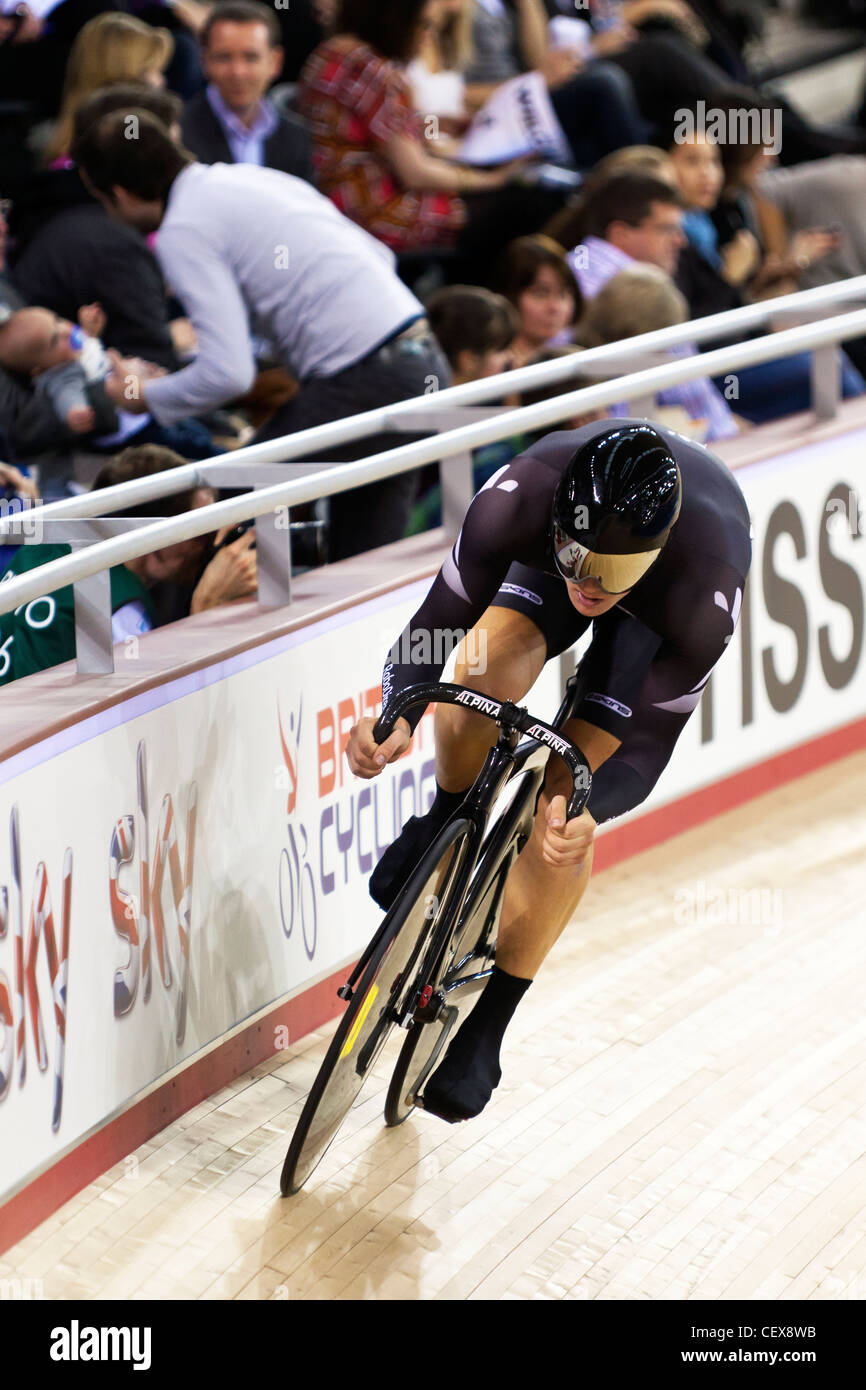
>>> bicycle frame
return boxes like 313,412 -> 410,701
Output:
336,678 -> 590,1008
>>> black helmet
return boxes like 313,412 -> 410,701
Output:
551,423 -> 681,593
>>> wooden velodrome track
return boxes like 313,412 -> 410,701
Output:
3,750 -> 866,1301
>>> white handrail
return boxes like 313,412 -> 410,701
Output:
3,301 -> 866,618
16,273 -> 866,524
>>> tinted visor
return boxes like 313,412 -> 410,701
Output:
553,526 -> 661,594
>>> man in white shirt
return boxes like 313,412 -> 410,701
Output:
71,108 -> 452,560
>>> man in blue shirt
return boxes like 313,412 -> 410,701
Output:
181,0 -> 313,183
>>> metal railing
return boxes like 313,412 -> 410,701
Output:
3,276 -> 866,675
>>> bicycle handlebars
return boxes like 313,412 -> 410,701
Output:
372,681 -> 592,821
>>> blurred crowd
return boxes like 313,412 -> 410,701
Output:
2,0 -> 866,681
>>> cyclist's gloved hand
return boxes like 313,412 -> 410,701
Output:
542,795 -> 595,872
346,715 -> 411,779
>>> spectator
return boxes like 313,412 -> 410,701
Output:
574,261 -> 707,438
567,169 -> 738,440
1,194 -> 84,478
465,0 -> 647,167
71,110 -> 452,560
0,303 -> 112,436
0,305 -> 213,490
758,156 -> 866,292
496,233 -> 581,367
45,12 -> 175,166
298,0 -> 563,277
0,443 -> 258,686
544,142 -> 675,249
710,105 -> 841,304
758,153 -> 866,381
11,86 -> 186,374
181,2 -> 314,182
578,262 -> 688,347
408,0 -> 474,136
668,126 -> 865,422
409,281 -> 519,533
668,129 -> 750,322
426,283 -> 517,384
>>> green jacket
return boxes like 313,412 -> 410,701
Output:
0,544 -> 155,685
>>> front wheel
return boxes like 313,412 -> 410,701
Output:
280,817 -> 474,1195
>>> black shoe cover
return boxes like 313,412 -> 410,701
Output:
421,965 -> 531,1122
369,814 -> 441,911
422,1017 -> 502,1123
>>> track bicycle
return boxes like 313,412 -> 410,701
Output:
280,676 -> 592,1195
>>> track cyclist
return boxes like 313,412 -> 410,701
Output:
346,420 -> 752,1124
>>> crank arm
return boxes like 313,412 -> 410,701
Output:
407,1005 -> 460,1110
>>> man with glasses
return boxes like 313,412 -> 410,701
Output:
567,169 -> 739,442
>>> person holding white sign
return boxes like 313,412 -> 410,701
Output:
467,0 -> 647,168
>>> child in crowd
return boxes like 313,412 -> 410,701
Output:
0,303 -> 122,436
0,304 -> 213,489
408,283 -> 519,533
575,263 -> 706,439
426,284 -> 517,385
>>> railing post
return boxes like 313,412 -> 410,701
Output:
811,345 -> 841,420
255,507 -> 292,608
72,565 -> 114,674
440,450 -> 474,540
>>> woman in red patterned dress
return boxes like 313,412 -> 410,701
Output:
298,0 -> 530,256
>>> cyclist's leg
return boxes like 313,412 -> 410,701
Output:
493,603 -> 665,978
493,715 -> 614,978
422,574 -> 593,1120
422,715 -> 611,1122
